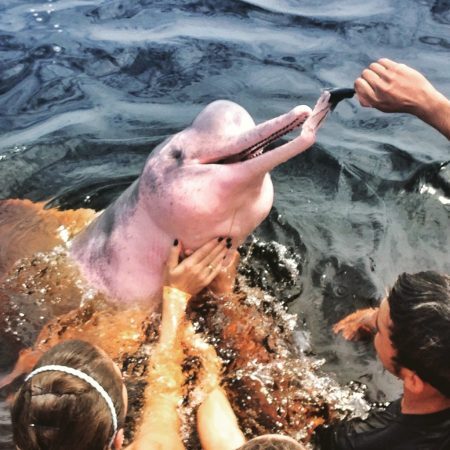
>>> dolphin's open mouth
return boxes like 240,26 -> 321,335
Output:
212,115 -> 307,165
204,88 -> 354,166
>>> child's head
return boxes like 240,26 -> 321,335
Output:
12,340 -> 127,450
237,434 -> 307,449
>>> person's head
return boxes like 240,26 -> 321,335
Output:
374,271 -> 450,398
237,434 -> 307,450
12,340 -> 127,450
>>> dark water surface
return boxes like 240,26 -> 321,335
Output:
0,0 -> 449,447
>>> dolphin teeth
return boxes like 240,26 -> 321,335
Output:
209,114 -> 305,165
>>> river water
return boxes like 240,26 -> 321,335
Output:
0,0 -> 449,448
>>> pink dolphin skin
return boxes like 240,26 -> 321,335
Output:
71,91 -> 334,304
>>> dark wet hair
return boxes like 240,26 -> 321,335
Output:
11,340 -> 126,450
387,271 -> 450,397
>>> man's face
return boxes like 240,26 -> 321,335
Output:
373,298 -> 399,375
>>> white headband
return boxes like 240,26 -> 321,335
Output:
25,365 -> 118,448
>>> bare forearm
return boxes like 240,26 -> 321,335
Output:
130,287 -> 189,450
197,388 -> 246,450
128,366 -> 185,450
187,317 -> 245,450
333,307 -> 379,340
132,392 -> 184,450
159,286 -> 190,346
415,90 -> 450,140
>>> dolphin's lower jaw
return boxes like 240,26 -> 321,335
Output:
212,113 -> 309,165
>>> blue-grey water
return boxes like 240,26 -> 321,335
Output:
0,0 -> 449,448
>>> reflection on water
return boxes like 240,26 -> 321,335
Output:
0,0 -> 449,448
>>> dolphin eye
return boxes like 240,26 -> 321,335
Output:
334,285 -> 347,297
171,148 -> 183,160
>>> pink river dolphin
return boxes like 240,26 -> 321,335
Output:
71,89 -> 354,304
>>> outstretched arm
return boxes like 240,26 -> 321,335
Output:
128,238 -> 228,450
197,387 -> 246,450
355,58 -> 450,139
333,307 -> 379,341
128,285 -> 187,450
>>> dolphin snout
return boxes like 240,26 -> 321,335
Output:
290,104 -> 312,122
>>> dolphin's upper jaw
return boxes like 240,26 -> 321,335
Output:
192,90 -> 350,167
203,108 -> 310,165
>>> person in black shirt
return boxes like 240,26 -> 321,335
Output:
315,271 -> 450,449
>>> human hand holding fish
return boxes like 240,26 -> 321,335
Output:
355,58 -> 450,139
